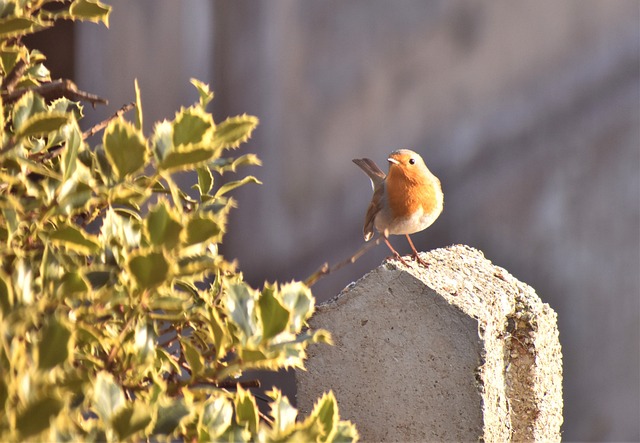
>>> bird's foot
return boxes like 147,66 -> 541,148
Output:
412,252 -> 429,268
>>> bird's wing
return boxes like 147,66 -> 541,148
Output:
363,183 -> 384,241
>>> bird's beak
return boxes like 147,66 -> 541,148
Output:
387,157 -> 400,165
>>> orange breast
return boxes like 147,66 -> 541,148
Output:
386,167 -> 440,220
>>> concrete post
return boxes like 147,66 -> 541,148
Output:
296,245 -> 562,442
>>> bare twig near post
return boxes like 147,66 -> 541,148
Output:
83,102 -> 136,139
305,236 -> 382,287
1,78 -> 108,107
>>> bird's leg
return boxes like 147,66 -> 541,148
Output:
382,233 -> 409,266
405,234 -> 429,267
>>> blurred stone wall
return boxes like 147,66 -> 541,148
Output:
76,1 -> 639,441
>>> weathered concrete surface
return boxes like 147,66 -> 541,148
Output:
296,245 -> 562,442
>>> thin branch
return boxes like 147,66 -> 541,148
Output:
305,236 -> 382,287
2,78 -> 108,107
1,59 -> 28,93
83,102 -> 135,139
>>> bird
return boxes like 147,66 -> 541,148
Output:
353,149 -> 443,267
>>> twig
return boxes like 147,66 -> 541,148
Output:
213,380 -> 261,390
83,102 -> 136,139
1,78 -> 108,107
305,236 -> 382,287
1,59 -> 28,93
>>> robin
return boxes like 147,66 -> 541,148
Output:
353,149 -> 443,267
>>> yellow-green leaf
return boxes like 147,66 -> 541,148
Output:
172,107 -> 214,147
0,16 -> 40,39
224,283 -> 258,344
153,400 -> 190,435
37,317 -> 72,370
234,386 -> 258,434
194,166 -> 213,196
12,91 -> 46,132
184,215 -> 221,246
182,339 -> 204,377
190,78 -> 214,108
146,200 -> 182,249
112,402 -> 152,441
214,176 -> 261,198
69,0 -> 111,26
103,119 -> 147,179
199,396 -> 232,439
212,114 -> 258,149
259,285 -> 290,341
134,78 -> 143,130
15,396 -> 63,438
56,272 -> 89,297
128,251 -> 169,289
16,112 -> 69,138
158,146 -> 218,172
47,225 -> 100,255
93,372 -> 125,423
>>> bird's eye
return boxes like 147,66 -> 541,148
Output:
409,158 -> 416,165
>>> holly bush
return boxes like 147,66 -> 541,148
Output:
0,1 -> 358,441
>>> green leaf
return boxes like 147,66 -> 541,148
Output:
93,372 -> 125,423
134,78 -> 143,130
158,146 -> 219,172
103,119 -> 148,179
212,114 -> 259,149
268,389 -> 298,434
62,120 -> 82,181
56,272 -> 89,297
12,91 -> 46,132
0,271 -> 14,315
234,386 -> 258,434
190,78 -> 214,108
149,295 -> 188,312
206,307 -> 230,360
0,16 -> 40,38
146,200 -> 183,249
211,153 -> 262,174
153,399 -> 190,435
224,283 -> 258,344
0,48 -> 20,75
112,402 -> 152,440
181,339 -> 204,377
69,0 -> 111,26
184,215 -> 221,246
259,285 -> 290,341
195,166 -> 213,196
128,251 -> 170,289
172,107 -> 214,147
200,396 -> 232,439
85,271 -> 112,289
46,225 -> 100,255
214,176 -> 262,198
333,420 -> 360,443
57,179 -> 93,215
38,317 -> 72,370
134,321 -> 155,363
313,391 -> 338,439
15,396 -> 63,438
152,120 -> 173,161
0,377 -> 7,411
15,112 -> 69,138
280,282 -> 314,331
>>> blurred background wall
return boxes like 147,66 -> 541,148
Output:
33,0 -> 639,440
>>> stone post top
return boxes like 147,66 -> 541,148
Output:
332,244 -> 556,326
298,244 -> 563,442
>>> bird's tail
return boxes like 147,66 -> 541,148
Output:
352,158 -> 385,188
